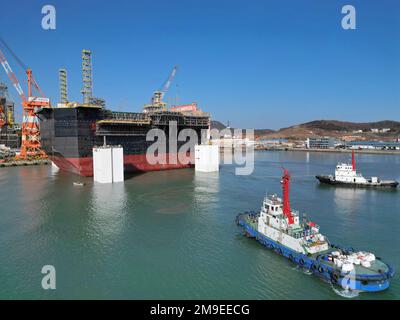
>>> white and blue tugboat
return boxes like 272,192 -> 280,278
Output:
236,169 -> 395,293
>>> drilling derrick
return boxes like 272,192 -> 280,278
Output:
59,68 -> 68,104
81,49 -> 93,104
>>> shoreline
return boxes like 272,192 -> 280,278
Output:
262,147 -> 400,155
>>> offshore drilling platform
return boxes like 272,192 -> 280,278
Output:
36,49 -> 210,176
0,36 -> 209,169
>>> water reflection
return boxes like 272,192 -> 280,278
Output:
88,182 -> 128,243
332,186 -> 367,212
50,161 -> 59,177
129,169 -> 195,215
193,171 -> 220,210
16,166 -> 50,230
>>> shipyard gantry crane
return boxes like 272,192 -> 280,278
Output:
0,38 -> 49,159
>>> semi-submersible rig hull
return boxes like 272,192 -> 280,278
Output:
37,105 -> 210,176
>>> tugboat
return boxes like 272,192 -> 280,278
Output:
316,150 -> 398,188
236,169 -> 395,293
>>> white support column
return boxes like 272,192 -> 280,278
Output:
93,146 -> 124,183
195,144 -> 220,172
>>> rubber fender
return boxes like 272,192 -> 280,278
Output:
331,271 -> 340,283
311,264 -> 318,271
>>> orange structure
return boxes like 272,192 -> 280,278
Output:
0,47 -> 49,159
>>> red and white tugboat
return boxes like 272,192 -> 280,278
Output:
316,151 -> 398,188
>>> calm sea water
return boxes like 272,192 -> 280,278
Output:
0,151 -> 399,300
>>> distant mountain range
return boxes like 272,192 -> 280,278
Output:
211,120 -> 400,140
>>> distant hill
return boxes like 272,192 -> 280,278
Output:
211,119 -> 400,141
261,120 -> 400,140
293,120 -> 400,132
210,120 -> 227,131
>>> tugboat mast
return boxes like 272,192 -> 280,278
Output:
352,150 -> 356,171
281,169 -> 294,225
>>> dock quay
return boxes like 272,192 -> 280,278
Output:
0,159 -> 50,168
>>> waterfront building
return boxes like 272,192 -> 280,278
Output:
346,141 -> 400,150
306,137 -> 335,149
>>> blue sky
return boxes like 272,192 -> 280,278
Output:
0,0 -> 399,129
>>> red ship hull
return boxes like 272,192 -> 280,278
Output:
50,152 -> 194,177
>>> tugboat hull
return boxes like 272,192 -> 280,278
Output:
316,175 -> 399,188
236,212 -> 394,293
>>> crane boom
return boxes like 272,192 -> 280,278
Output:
160,65 -> 178,99
0,48 -> 26,102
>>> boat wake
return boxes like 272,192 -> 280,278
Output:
331,284 -> 359,299
291,265 -> 312,275
302,269 -> 313,276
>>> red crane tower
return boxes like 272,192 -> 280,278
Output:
0,39 -> 49,159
